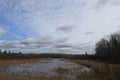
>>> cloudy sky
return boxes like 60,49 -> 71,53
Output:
0,0 -> 120,53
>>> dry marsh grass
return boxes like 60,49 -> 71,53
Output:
0,58 -> 51,66
70,59 -> 104,68
70,59 -> 120,80
0,73 -> 72,80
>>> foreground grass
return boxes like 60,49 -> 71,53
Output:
0,73 -> 72,80
0,58 -> 51,66
69,59 -> 120,80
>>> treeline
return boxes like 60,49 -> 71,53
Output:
95,31 -> 120,63
0,50 -> 93,60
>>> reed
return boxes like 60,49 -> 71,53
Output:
72,60 -> 120,80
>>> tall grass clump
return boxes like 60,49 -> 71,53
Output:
76,64 -> 120,80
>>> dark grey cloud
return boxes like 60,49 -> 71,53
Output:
54,44 -> 72,49
110,0 -> 120,6
0,41 -> 25,49
55,38 -> 68,43
20,37 -> 55,48
85,32 -> 95,35
115,17 -> 120,20
0,37 -> 52,49
56,25 -> 76,33
116,26 -> 120,28
97,0 -> 120,8
97,0 -> 108,6
95,0 -> 109,9
53,38 -> 73,49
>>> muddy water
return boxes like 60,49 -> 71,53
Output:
0,59 -> 90,77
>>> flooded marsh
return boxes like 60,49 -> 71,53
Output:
0,59 -> 90,78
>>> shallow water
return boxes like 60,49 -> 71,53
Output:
0,59 -> 90,77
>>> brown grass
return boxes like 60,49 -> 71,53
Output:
0,73 -> 71,80
0,58 -> 51,66
68,59 -> 120,80
69,59 -> 104,68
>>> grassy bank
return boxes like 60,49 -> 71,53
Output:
70,59 -> 104,68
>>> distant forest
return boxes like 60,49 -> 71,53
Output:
0,31 -> 120,63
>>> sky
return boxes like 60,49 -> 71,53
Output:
0,0 -> 120,54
